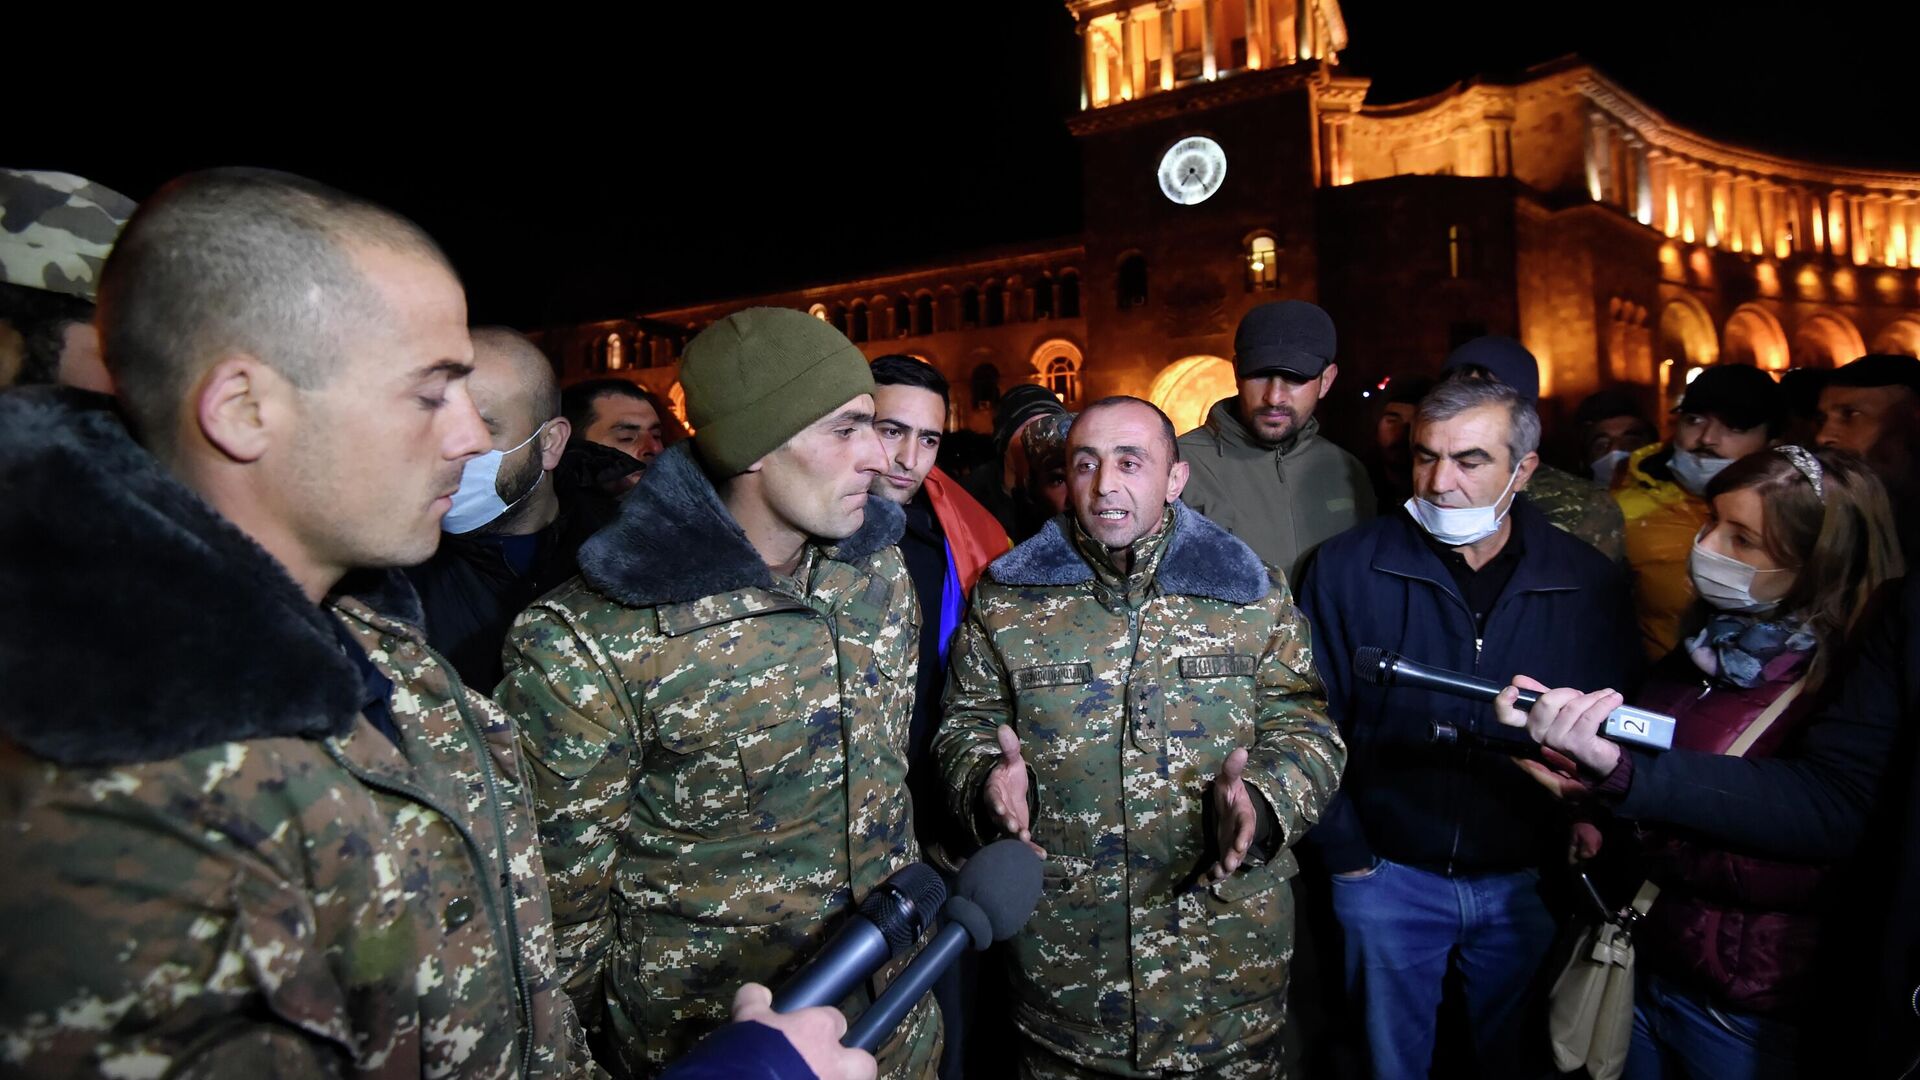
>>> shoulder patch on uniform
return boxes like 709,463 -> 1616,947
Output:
1010,663 -> 1094,691
1178,654 -> 1257,679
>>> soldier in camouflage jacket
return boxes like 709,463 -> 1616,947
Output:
0,388 -> 596,1078
936,398 -> 1345,1078
499,308 -> 939,1078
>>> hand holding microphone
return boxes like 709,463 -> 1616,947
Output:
1493,674 -> 1626,780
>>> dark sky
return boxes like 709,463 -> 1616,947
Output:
13,2 -> 1915,329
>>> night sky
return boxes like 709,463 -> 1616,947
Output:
13,2 -> 1915,330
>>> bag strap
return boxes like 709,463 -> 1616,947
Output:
1617,674 -> 1808,919
1726,675 -> 1809,758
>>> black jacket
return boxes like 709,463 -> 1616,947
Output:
1297,499 -> 1640,874
407,477 -> 615,690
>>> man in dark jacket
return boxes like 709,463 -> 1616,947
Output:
407,327 -> 606,690
964,382 -> 1068,542
1297,376 -> 1638,1079
1178,299 -> 1376,587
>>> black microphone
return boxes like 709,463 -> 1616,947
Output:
1353,647 -> 1674,752
772,862 -> 946,1013
842,839 -> 1045,1052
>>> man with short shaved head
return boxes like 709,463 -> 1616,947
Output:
0,169 -> 598,1076
406,326 -> 605,689
937,396 -> 1343,1078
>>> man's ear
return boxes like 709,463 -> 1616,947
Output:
195,354 -> 286,464
539,417 -> 571,471
1318,363 -> 1339,397
1166,460 -> 1191,503
1513,450 -> 1540,492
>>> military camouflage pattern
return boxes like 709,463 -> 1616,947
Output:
498,446 -> 939,1077
935,504 -> 1345,1077
0,596 -> 596,1078
0,169 -> 136,300
1525,463 -> 1625,561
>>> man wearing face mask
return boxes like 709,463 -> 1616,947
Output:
1574,387 -> 1656,488
1616,364 -> 1785,660
405,327 -> 585,690
1296,377 -> 1638,1079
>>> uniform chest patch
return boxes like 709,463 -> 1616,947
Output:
1010,662 -> 1094,691
1178,654 -> 1256,679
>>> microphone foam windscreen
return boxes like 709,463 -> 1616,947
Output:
955,838 -> 1045,942
944,895 -> 994,951
861,863 -> 947,953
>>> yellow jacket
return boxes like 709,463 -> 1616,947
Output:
1615,443 -> 1708,660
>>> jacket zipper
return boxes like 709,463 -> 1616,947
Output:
434,648 -> 538,1077
323,644 -> 538,1078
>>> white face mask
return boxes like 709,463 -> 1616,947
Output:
1668,447 -> 1732,496
1405,466 -> 1521,547
1688,531 -> 1790,613
1590,449 -> 1630,485
442,423 -> 548,535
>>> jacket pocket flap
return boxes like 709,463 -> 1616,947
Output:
522,705 -> 619,781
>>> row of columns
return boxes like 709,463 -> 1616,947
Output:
1587,109 -> 1920,268
1080,0 -> 1322,109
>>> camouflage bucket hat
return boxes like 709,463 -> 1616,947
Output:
0,170 -> 138,302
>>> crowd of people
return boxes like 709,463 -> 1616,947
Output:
3,163 -> 1918,1080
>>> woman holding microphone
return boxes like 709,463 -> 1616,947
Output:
1494,445 -> 1903,1079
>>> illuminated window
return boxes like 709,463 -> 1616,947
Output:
1117,254 -> 1148,311
1045,356 -> 1080,404
605,332 -> 625,371
1448,224 -> 1474,278
1245,235 -> 1278,290
808,303 -> 829,321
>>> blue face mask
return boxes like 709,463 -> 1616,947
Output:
1668,447 -> 1732,496
442,423 -> 547,535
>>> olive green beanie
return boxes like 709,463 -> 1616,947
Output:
680,307 -> 876,476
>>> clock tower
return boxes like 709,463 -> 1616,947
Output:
1066,0 -> 1352,418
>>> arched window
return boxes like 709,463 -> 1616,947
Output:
1245,235 -> 1278,291
605,332 -> 625,371
1116,254 -> 1148,310
828,303 -> 848,335
1060,271 -> 1081,318
893,296 -> 911,338
849,301 -> 869,343
808,303 -> 829,321
970,363 -> 1001,413
1033,273 -> 1056,319
1030,339 -> 1085,407
914,293 -> 935,336
985,281 -> 1006,327
961,285 -> 981,328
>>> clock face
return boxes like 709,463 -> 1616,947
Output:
1158,136 -> 1228,205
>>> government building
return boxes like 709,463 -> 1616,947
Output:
532,0 -> 1920,440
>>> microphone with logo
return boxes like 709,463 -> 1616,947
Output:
772,862 -> 947,1013
842,838 -> 1046,1051
1352,646 -> 1675,753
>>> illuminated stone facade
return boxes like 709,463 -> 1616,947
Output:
535,0 -> 1920,439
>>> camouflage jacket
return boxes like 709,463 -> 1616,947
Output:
1526,462 -> 1626,562
498,443 -> 939,1077
0,389 -> 594,1078
935,503 -> 1345,1074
